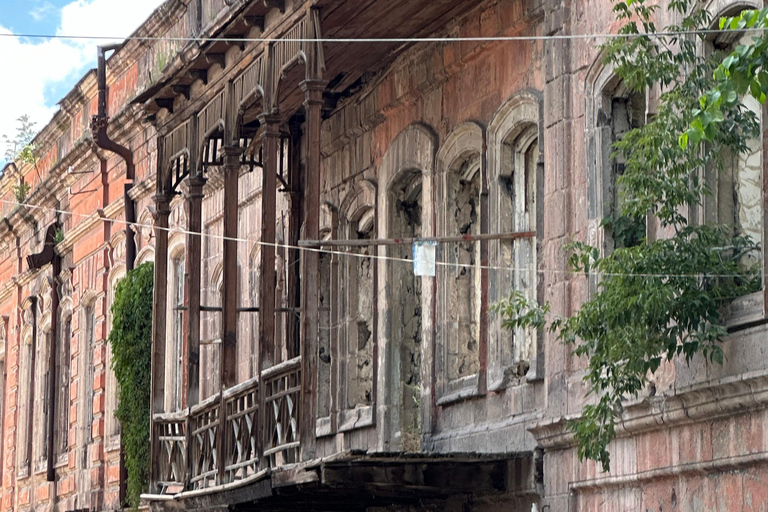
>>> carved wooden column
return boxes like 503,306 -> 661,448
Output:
185,176 -> 205,407
151,193 -> 172,413
299,79 -> 325,459
149,192 -> 172,491
259,116 -> 280,371
221,147 -> 243,391
258,114 -> 280,468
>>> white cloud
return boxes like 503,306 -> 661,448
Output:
0,0 -> 166,160
29,2 -> 56,22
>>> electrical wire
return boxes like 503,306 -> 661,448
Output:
0,197 -> 761,280
0,27 -> 766,44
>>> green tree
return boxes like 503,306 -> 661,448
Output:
687,8 -> 768,146
109,262 -> 154,508
2,114 -> 37,164
495,0 -> 760,471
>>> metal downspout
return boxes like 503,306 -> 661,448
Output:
92,44 -> 136,272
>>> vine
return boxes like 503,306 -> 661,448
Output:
109,262 -> 154,508
496,0 -> 761,471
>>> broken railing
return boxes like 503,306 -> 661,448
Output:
151,357 -> 301,495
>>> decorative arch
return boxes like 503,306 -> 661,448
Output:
375,123 -> 436,452
487,90 -> 543,388
434,121 -> 485,402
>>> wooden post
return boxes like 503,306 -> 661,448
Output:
185,176 -> 205,408
258,114 -> 280,468
299,79 -> 325,460
221,147 -> 242,391
149,193 -> 172,490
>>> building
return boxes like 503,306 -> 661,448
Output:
0,0 -> 766,510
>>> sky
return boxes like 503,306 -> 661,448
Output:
0,0 -> 167,157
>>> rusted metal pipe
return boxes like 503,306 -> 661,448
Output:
93,44 -> 136,272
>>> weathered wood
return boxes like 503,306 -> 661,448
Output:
258,114 -> 281,469
221,147 -> 242,391
185,176 -> 205,409
299,231 -> 537,247
300,80 -> 325,461
150,193 -> 172,491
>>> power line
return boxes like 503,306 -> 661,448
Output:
0,197 -> 760,280
0,27 -> 766,44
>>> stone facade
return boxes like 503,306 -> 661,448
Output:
0,0 -> 765,511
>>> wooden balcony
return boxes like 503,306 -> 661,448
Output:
151,357 -> 301,496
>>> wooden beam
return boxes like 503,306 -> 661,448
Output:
263,0 -> 285,13
205,53 -> 226,69
172,84 -> 191,100
258,114 -> 281,469
185,176 -> 205,410
244,15 -> 265,31
155,98 -> 174,113
299,80 -> 325,461
299,231 -> 537,247
188,69 -> 208,85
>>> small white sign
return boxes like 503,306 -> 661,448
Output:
412,241 -> 437,277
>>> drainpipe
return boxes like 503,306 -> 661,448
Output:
91,44 -> 134,506
92,44 -> 136,272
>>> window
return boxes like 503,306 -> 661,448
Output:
36,327 -> 51,467
702,16 -> 763,270
105,268 -> 125,450
344,211 -> 375,411
435,123 -> 484,402
378,124 -> 435,450
167,253 -> 185,410
389,170 -> 423,449
55,312 -> 72,461
82,304 -> 96,470
487,93 -> 542,389
17,299 -> 37,477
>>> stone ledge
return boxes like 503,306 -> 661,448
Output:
530,368 -> 768,449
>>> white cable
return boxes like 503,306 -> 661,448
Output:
0,198 -> 760,280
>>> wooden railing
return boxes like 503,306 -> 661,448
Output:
152,359 -> 300,495
263,357 -> 302,467
224,377 -> 260,482
153,412 -> 186,495
189,395 -> 220,490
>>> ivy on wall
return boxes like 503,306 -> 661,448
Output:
109,262 -> 153,508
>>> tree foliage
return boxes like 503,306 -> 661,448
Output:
495,0 -> 761,471
688,8 -> 768,146
109,262 -> 154,508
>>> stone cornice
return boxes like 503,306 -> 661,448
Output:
530,368 -> 768,450
55,211 -> 101,255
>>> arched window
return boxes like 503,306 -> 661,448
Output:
166,240 -> 186,411
587,67 -> 647,254
105,267 -> 125,450
81,297 -> 97,470
488,92 -> 542,389
55,304 -> 72,462
34,310 -> 52,469
17,298 -> 36,477
336,185 -> 376,432
376,123 -> 435,451
435,122 -> 483,402
701,4 -> 763,271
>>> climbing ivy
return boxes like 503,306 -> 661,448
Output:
109,262 -> 154,508
494,0 -> 761,471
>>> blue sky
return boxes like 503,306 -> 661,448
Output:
0,0 -> 165,155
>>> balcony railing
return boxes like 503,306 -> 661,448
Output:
152,357 -> 301,496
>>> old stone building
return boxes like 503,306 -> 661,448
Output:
0,0 -> 766,510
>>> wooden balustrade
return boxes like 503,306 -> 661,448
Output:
151,359 -> 301,496
262,356 -> 302,467
154,412 -> 187,495
223,376 -> 260,482
189,395 -> 220,490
